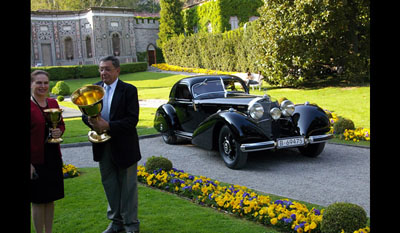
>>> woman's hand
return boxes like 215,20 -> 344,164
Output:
51,128 -> 62,139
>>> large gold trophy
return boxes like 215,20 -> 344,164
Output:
71,85 -> 111,143
43,108 -> 64,143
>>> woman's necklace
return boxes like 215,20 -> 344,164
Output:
31,95 -> 48,108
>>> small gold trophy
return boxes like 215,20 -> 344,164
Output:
71,85 -> 111,143
43,108 -> 64,143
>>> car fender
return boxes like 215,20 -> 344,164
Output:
154,104 -> 179,134
192,109 -> 266,150
292,104 -> 331,137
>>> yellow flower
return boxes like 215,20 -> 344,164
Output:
310,221 -> 317,230
270,218 -> 278,225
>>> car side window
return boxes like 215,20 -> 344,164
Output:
175,84 -> 192,100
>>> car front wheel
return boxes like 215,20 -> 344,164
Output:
162,132 -> 177,144
218,125 -> 248,169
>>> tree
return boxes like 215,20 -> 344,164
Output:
157,0 -> 184,49
254,0 -> 370,87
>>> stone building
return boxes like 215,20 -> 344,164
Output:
31,7 -> 160,67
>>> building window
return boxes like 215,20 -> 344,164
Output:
112,33 -> 120,56
111,21 -> 119,27
85,36 -> 92,58
63,25 -> 72,31
40,26 -> 48,31
65,37 -> 74,60
230,16 -> 239,30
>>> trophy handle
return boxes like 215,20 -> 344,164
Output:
88,130 -> 111,143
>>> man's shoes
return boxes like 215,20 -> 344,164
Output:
102,224 -> 125,233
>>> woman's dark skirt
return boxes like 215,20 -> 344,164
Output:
30,143 -> 64,204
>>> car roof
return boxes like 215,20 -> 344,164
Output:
178,74 -> 244,86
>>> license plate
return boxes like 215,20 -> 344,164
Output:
277,137 -> 305,148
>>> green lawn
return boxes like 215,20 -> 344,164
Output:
38,168 -> 280,233
62,107 -> 158,144
251,85 -> 370,128
59,71 -> 370,144
61,71 -> 185,100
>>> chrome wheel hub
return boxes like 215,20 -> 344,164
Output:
223,137 -> 232,155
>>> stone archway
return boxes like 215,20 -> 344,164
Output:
147,44 -> 156,66
111,33 -> 121,56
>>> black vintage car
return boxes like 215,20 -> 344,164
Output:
154,75 -> 333,169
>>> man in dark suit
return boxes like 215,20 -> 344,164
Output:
82,56 -> 141,233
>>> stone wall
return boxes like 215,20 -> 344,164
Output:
31,7 -> 159,67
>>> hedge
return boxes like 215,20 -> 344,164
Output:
163,0 -> 370,87
31,62 -> 148,81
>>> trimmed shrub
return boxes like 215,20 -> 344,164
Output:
145,156 -> 173,173
51,81 -> 70,96
31,62 -> 148,81
333,117 -> 355,135
57,95 -> 65,102
321,202 -> 367,233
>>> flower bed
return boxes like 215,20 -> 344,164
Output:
324,109 -> 370,142
62,163 -> 80,179
152,63 -> 235,75
137,165 -> 369,233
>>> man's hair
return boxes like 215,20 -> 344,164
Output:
99,55 -> 120,68
31,70 -> 50,83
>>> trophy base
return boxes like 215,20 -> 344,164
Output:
47,138 -> 63,144
88,130 -> 111,143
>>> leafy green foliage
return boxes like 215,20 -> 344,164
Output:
255,0 -> 370,87
157,0 -> 185,49
321,202 -> 367,233
183,0 -> 263,34
333,116 -> 355,135
163,0 -> 369,87
52,81 -> 71,96
31,0 -> 160,12
145,156 -> 173,173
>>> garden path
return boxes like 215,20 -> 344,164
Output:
61,136 -> 370,217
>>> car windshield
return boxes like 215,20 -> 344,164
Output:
192,78 -> 246,99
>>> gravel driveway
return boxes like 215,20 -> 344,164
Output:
61,136 -> 370,216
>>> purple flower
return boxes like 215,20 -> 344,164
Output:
291,214 -> 296,220
188,175 -> 194,180
274,200 -> 283,205
208,193 -> 213,200
313,209 -> 321,215
283,218 -> 292,224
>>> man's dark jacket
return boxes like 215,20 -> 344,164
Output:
82,79 -> 141,169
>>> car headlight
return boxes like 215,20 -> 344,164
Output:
248,103 -> 264,120
280,100 -> 295,116
270,107 -> 281,120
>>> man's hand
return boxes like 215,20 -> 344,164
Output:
88,115 -> 110,134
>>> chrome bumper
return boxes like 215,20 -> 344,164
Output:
240,134 -> 334,153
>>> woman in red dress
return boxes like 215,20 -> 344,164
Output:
30,70 -> 65,233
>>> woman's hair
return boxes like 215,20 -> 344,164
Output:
31,70 -> 50,83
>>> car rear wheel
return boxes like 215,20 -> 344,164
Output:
298,142 -> 325,157
218,125 -> 248,169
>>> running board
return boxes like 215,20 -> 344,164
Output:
175,130 -> 193,139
